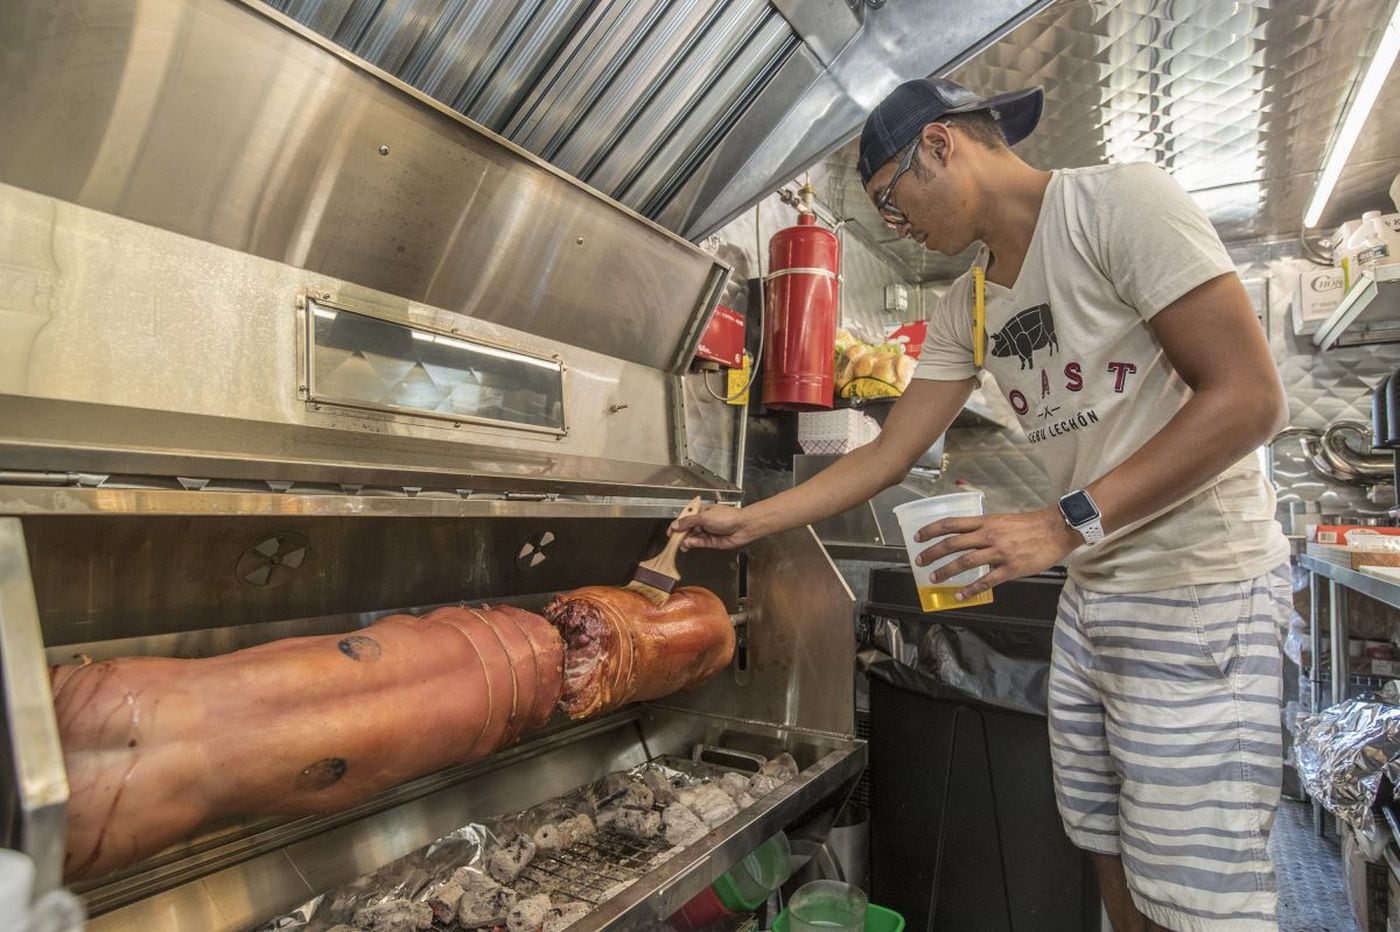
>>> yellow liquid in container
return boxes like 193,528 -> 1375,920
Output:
917,584 -> 994,613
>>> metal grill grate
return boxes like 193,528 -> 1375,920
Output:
852,709 -> 872,813
509,831 -> 673,906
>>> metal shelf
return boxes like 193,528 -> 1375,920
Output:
1313,264 -> 1400,350
1299,554 -> 1400,612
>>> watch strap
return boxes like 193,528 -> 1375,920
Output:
1058,489 -> 1105,545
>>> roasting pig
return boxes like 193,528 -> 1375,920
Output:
544,586 -> 735,719
53,586 -> 733,882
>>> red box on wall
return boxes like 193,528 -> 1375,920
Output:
695,305 -> 746,368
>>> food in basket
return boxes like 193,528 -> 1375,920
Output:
833,329 -> 918,400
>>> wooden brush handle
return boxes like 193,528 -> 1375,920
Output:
639,497 -> 703,578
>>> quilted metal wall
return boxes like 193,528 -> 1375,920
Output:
834,0 -> 1400,282
1234,238 -> 1394,521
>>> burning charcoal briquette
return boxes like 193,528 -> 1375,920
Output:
564,812 -> 596,841
349,898 -> 433,932
760,752 -> 799,779
426,882 -> 464,924
717,772 -> 751,799
641,767 -> 677,805
541,902 -> 591,931
488,833 -> 537,884
621,782 -> 654,810
457,877 -> 519,929
533,820 -> 572,852
506,892 -> 553,932
662,802 -> 707,847
612,806 -> 662,839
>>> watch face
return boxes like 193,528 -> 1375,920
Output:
1061,492 -> 1099,525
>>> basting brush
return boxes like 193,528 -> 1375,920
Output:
625,496 -> 703,606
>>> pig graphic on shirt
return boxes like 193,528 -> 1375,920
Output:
990,303 -> 1057,369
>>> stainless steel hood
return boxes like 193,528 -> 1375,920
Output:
263,0 -> 1052,239
0,0 -> 752,502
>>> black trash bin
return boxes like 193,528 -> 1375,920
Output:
863,568 -> 1100,932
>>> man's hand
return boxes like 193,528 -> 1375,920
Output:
914,506 -> 1080,599
671,505 -> 767,551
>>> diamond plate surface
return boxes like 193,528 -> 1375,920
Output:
822,0 -> 1400,282
1271,799 -> 1357,932
939,425 -> 1055,513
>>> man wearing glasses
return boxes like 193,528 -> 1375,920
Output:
676,77 -> 1291,931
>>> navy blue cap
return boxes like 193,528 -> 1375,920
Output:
857,77 -> 1044,184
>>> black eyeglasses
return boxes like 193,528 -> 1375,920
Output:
874,138 -> 920,228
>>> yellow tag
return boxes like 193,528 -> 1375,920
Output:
972,266 -> 986,369
726,353 -> 751,406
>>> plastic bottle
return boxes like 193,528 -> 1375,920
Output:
1343,211 -> 1400,288
1333,217 -> 1362,283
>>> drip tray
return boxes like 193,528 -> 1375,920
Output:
84,706 -> 866,932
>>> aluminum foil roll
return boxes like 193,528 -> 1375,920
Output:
1294,685 -> 1400,832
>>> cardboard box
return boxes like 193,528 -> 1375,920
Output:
797,408 -> 880,455
1312,525 -> 1400,546
886,321 -> 928,359
695,305 -> 745,368
1370,659 -> 1400,677
1345,828 -> 1389,932
1292,266 -> 1345,336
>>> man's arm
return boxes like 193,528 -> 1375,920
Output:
920,272 -> 1287,596
674,376 -> 974,549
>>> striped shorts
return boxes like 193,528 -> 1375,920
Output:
1049,564 -> 1291,932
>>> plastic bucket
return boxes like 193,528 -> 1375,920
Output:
669,885 -> 735,930
712,831 -> 792,911
891,492 -> 992,613
772,903 -> 906,932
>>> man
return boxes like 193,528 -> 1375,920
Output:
675,78 -> 1292,931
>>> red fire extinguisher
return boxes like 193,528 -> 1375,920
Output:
762,187 -> 840,411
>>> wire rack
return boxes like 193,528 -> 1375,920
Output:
509,831 -> 674,907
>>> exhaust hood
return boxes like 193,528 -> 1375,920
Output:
266,0 -> 1051,240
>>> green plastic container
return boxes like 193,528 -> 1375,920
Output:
711,832 -> 792,911
772,903 -> 906,932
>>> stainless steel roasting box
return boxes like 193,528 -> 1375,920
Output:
0,1 -> 864,927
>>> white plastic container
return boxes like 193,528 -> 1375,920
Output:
1355,211 -> 1400,274
1332,218 -> 1362,267
891,492 -> 993,612
1332,218 -> 1366,288
1342,211 -> 1400,288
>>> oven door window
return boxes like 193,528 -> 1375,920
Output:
306,300 -> 565,435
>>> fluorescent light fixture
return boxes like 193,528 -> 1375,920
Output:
412,330 -> 560,370
1304,3 -> 1400,228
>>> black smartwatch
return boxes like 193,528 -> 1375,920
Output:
1058,489 -> 1105,545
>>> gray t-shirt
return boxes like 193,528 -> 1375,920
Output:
913,162 -> 1288,592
